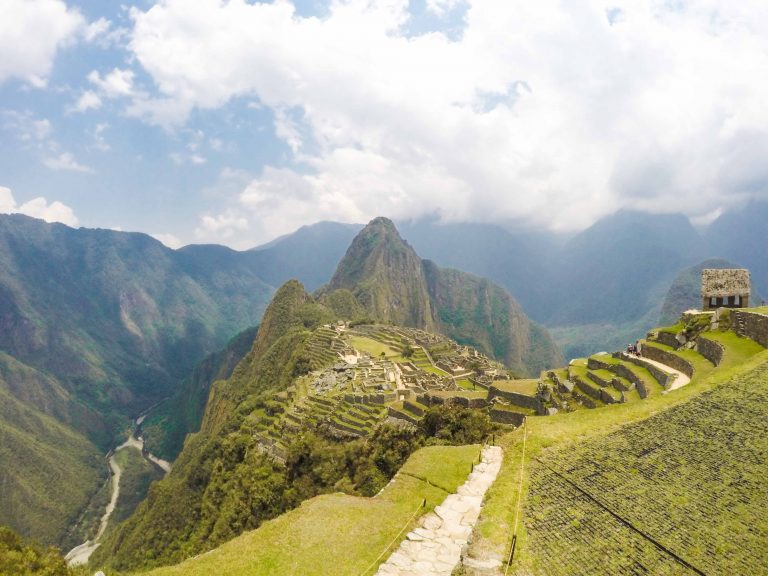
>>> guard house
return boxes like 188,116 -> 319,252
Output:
701,269 -> 750,311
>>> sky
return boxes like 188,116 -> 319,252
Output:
1,0 -> 768,249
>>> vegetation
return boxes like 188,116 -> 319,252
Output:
469,325 -> 766,574
0,526 -> 84,576
139,445 -> 479,576
0,215 -> 275,545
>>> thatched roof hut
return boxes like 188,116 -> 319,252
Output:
701,269 -> 750,310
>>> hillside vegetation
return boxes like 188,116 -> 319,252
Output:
467,317 -> 766,575
0,215 -> 275,545
139,445 -> 480,576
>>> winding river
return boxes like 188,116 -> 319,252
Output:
64,416 -> 171,566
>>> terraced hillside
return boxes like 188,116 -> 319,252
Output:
465,312 -> 767,576
525,357 -> 768,575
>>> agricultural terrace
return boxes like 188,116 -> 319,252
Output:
469,325 -> 766,575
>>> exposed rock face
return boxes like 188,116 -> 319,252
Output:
326,217 -> 563,376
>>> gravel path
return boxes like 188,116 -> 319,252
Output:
375,445 -> 504,576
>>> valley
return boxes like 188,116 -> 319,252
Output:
1,214 -> 767,576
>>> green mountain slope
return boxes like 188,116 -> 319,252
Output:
324,217 -> 563,375
0,215 -> 275,545
327,217 -> 436,331
91,281 -> 337,570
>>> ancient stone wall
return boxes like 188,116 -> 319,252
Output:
732,310 -> 768,348
404,400 -> 426,416
615,352 -> 677,387
638,346 -> 694,379
489,408 -> 526,427
487,386 -> 542,411
695,337 -> 724,366
655,331 -> 682,349
606,362 -> 647,399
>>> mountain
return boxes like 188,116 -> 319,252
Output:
0,214 -> 275,545
326,217 -> 437,331
140,325 -> 260,461
396,218 -> 561,320
249,221 -> 362,291
91,280 -> 338,570
705,200 -> 768,298
323,217 -> 563,375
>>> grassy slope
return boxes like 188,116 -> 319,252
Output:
139,445 -> 480,576
470,329 -> 765,571
0,385 -> 104,546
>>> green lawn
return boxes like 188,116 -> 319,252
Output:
348,336 -> 403,361
494,379 -> 539,395
140,445 -> 480,576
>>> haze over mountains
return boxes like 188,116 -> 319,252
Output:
0,200 -> 765,551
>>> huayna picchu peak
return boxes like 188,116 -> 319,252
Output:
323,217 -> 563,376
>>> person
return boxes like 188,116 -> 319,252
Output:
636,340 -> 642,357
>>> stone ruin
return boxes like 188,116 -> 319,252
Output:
701,268 -> 750,310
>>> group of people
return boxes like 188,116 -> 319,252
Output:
626,341 -> 642,357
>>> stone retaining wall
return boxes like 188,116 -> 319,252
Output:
638,346 -> 694,379
489,409 -> 526,426
572,374 -> 615,405
487,386 -> 542,412
404,400 -> 425,416
606,363 -> 648,399
655,331 -> 682,349
732,310 -> 768,347
695,337 -> 724,366
344,392 -> 398,405
587,357 -> 612,371
387,407 -> 420,425
615,352 -> 676,388
587,371 -> 611,387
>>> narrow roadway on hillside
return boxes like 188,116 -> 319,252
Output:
375,445 -> 503,576
65,422 -> 172,565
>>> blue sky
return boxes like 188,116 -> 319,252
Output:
1,0 -> 768,248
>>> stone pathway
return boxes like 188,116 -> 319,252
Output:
375,445 -> 503,576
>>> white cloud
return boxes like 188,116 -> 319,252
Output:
150,232 -> 183,249
44,152 -> 95,174
426,0 -> 464,15
126,0 -> 768,237
88,68 -> 135,98
0,186 -> 79,226
91,123 -> 110,151
0,187 -> 16,213
195,210 -> 249,243
0,0 -> 84,86
74,90 -> 102,112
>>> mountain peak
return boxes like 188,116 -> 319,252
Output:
327,217 -> 435,330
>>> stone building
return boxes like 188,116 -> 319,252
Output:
701,268 -> 750,310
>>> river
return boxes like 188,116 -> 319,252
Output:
65,415 -> 172,566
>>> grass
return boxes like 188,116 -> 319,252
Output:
456,378 -> 475,390
348,336 -> 404,361
428,390 -> 488,399
138,445 -> 480,576
493,379 -> 539,395
468,330 -> 767,573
